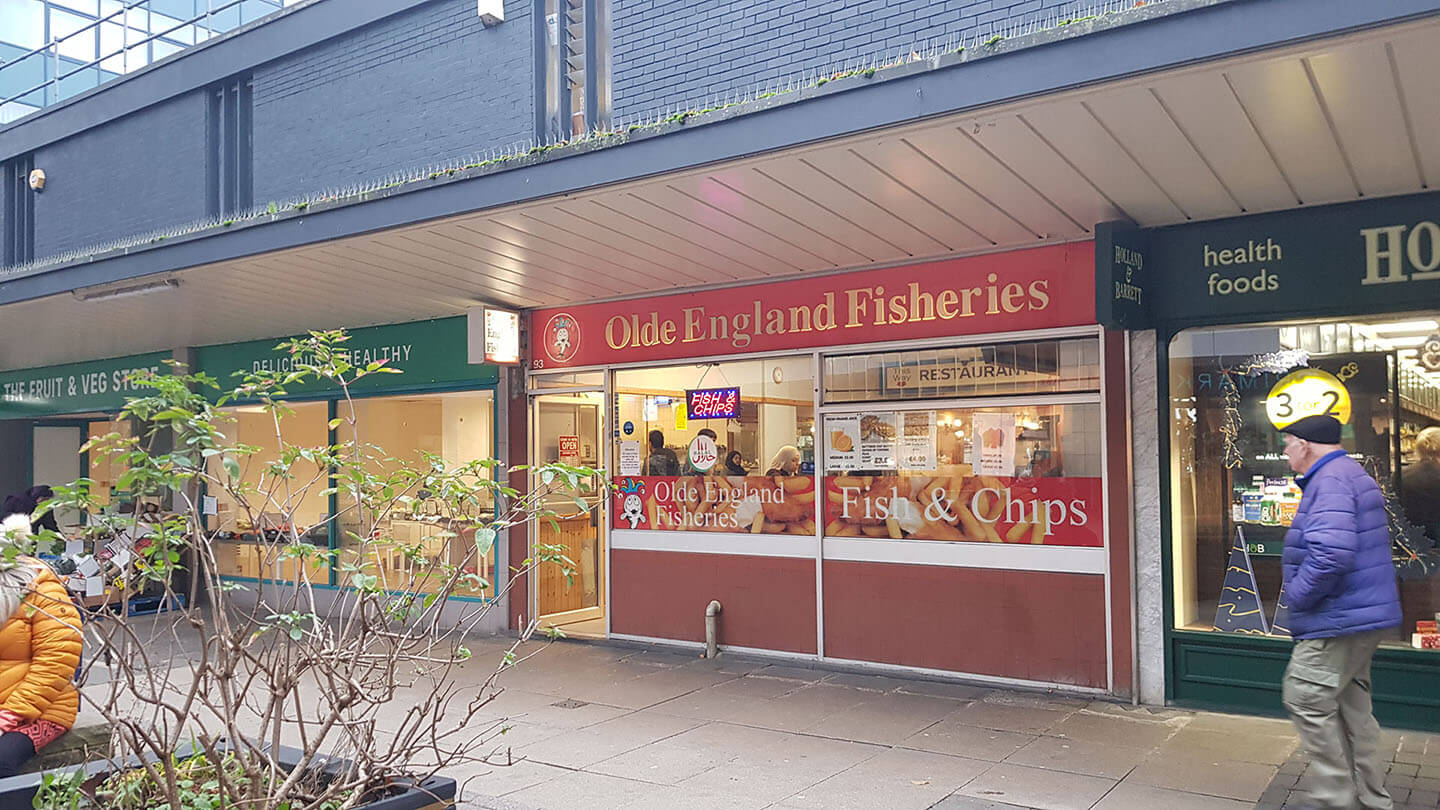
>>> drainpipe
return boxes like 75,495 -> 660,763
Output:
704,600 -> 722,659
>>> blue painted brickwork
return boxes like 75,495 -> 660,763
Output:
251,0 -> 534,203
31,91 -> 208,260
612,0 -> 1074,122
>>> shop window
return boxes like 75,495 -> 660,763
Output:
823,338 -> 1100,403
334,391 -> 496,597
1169,316 -> 1440,649
612,358 -> 816,536
820,404 -> 1101,544
209,402 -> 331,583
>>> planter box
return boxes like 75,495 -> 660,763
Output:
0,742 -> 455,808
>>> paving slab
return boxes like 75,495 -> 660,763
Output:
800,691 -> 963,744
502,770 -> 684,810
723,682 -> 874,732
1048,710 -> 1186,748
1153,725 -> 1298,766
902,716 -> 1039,761
1005,735 -> 1150,780
948,699 -> 1076,734
776,747 -> 992,809
674,730 -> 879,804
1090,782 -> 1255,810
586,719 -> 793,785
646,673 -> 801,721
957,761 -> 1117,810
519,710 -> 704,770
1126,747 -> 1278,802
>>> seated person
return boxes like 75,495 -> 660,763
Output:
0,514 -> 83,776
765,446 -> 801,477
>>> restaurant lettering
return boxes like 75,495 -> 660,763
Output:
605,278 -> 1050,351
534,243 -> 1093,367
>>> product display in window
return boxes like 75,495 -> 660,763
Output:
1169,318 -> 1440,647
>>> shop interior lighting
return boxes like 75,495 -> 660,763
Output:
1383,335 -> 1429,348
72,277 -> 180,302
1368,319 -> 1439,333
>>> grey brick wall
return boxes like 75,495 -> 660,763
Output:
612,0 -> 1074,122
251,0 -> 534,203
31,91 -> 209,260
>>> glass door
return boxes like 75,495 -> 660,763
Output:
531,390 -> 606,636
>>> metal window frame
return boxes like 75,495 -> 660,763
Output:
0,0 -> 284,113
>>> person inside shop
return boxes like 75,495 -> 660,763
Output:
0,514 -> 82,777
724,450 -> 748,476
1402,426 -> 1440,539
1276,414 -> 1401,810
0,486 -> 59,536
643,430 -> 680,476
765,445 -> 801,477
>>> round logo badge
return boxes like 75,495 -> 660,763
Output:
687,434 -> 719,472
543,313 -> 579,364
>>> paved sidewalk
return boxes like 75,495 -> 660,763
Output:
430,637 -> 1439,810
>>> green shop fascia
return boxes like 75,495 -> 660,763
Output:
194,317 -> 503,592
1129,190 -> 1440,730
0,350 -> 178,507
0,317 -> 502,594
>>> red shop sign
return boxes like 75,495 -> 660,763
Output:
531,243 -> 1095,369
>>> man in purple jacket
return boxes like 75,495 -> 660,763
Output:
1279,414 -> 1402,810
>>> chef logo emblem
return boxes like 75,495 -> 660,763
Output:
543,313 -> 579,364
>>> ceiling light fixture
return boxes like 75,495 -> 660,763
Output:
72,277 -> 181,302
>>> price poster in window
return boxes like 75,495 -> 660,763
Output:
971,413 -> 1016,477
826,414 -> 861,472
899,411 -> 937,471
859,413 -> 898,470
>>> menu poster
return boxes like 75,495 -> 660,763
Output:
899,411 -> 936,471
971,413 -> 1016,477
827,414 -> 860,471
619,441 -> 642,475
859,413 -> 898,470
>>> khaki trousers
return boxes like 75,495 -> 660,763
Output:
1282,628 -> 1393,810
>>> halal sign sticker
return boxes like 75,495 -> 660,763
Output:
543,313 -> 579,364
1265,368 -> 1351,429
687,434 -> 719,472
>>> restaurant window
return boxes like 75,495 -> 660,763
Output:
820,338 -> 1103,547
209,402 -> 330,583
334,391 -> 496,597
1169,316 -> 1440,649
612,357 -> 816,536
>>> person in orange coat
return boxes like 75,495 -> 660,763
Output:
0,514 -> 82,776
